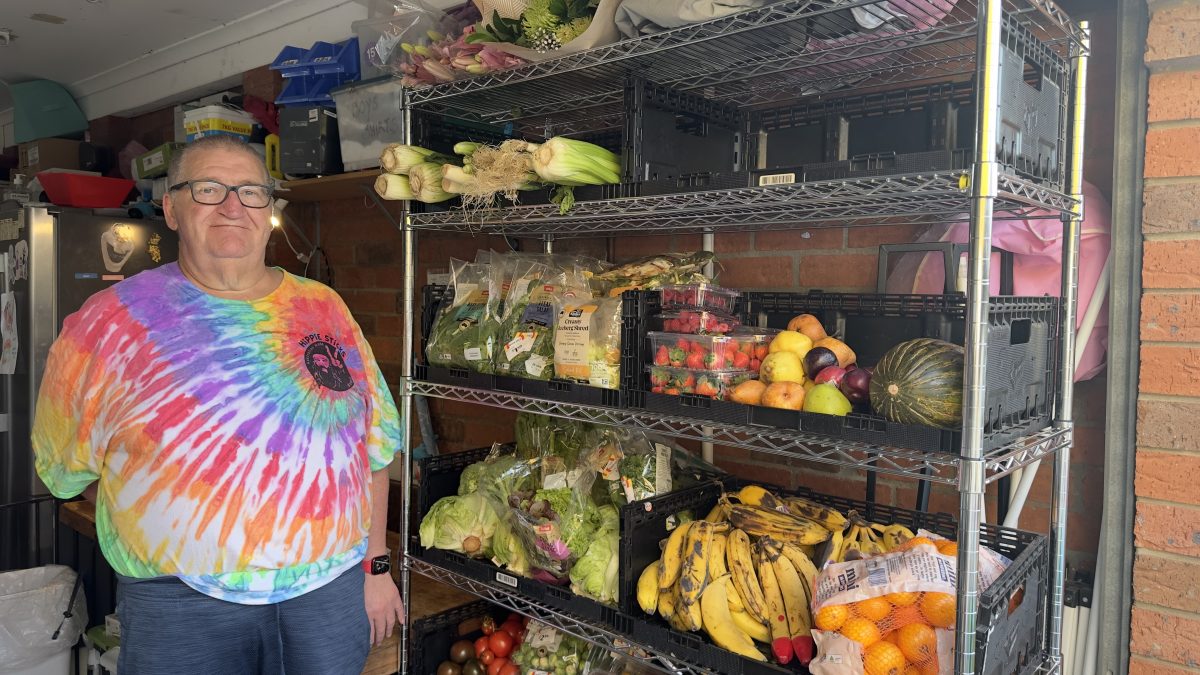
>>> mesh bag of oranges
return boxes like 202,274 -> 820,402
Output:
808,537 -> 964,675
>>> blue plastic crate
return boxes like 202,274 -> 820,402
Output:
305,37 -> 359,78
269,45 -> 311,78
276,76 -> 342,107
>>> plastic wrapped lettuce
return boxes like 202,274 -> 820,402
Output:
569,504 -> 620,605
418,492 -> 500,557
425,260 -> 499,372
509,471 -> 601,579
490,513 -> 531,577
457,445 -> 538,507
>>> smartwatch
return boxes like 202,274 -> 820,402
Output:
363,553 -> 391,575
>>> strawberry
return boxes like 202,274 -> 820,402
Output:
750,358 -> 761,371
654,346 -> 669,366
686,352 -> 705,370
665,387 -> 680,395
668,347 -> 686,367
733,351 -> 751,369
690,341 -> 706,354
682,374 -> 696,388
705,352 -> 726,370
755,345 -> 769,360
675,338 -> 690,350
651,385 -> 664,393
695,379 -> 718,397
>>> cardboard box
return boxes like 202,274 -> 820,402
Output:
18,138 -> 81,175
134,143 -> 184,180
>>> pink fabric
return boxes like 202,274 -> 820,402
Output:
884,181 -> 1112,381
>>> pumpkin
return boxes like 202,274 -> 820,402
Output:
869,338 -> 964,429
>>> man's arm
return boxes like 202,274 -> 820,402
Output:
364,467 -> 404,646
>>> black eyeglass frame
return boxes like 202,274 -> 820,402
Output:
167,180 -> 275,209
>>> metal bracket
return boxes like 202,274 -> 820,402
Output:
359,183 -> 405,232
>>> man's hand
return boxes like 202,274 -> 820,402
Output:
364,573 -> 405,647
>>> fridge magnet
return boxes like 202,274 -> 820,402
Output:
13,240 -> 28,281
101,224 -> 136,273
148,233 -> 162,264
0,292 -> 17,375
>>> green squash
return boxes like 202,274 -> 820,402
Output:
869,338 -> 964,429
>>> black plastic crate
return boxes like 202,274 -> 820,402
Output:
750,16 -> 1068,188
410,599 -> 510,675
630,480 -> 1044,675
520,377 -> 622,407
744,291 -> 1059,441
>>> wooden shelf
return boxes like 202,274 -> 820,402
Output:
280,169 -> 379,202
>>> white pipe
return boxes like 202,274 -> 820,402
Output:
1003,254 -> 1111,529
1072,604 -> 1091,675
1062,600 -> 1079,675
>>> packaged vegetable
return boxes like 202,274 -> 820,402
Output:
426,260 -> 499,372
591,251 -> 716,297
508,471 -> 601,579
457,443 -> 538,508
418,491 -> 500,557
553,296 -> 623,389
495,268 -> 591,380
568,504 -> 620,605
512,621 -> 596,675
490,513 -> 532,577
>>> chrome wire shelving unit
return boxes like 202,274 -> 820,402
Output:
393,0 -> 1090,670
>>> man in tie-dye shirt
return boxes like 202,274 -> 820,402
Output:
32,135 -> 405,674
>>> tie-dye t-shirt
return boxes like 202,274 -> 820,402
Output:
32,263 -> 403,604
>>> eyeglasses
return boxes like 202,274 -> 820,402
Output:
168,180 -> 274,209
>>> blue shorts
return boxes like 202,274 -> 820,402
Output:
116,565 -> 369,675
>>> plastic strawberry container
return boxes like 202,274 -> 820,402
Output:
647,331 -> 763,373
646,366 -> 755,399
656,308 -> 742,335
659,283 -> 740,313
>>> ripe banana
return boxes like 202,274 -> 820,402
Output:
726,528 -> 770,625
725,574 -> 746,614
772,553 -> 812,637
659,586 -> 677,621
730,607 -> 772,644
841,524 -> 863,561
637,562 -> 661,615
682,587 -> 704,631
735,485 -> 784,510
728,504 -> 831,546
784,496 -> 849,532
824,527 -> 844,566
780,543 -> 820,593
756,546 -> 794,664
679,520 -> 715,606
880,523 -> 917,551
659,520 -> 694,591
856,521 -> 886,556
699,574 -> 767,662
710,532 -> 729,579
704,501 -> 730,523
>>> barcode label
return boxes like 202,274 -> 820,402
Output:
495,572 -> 519,588
867,562 -> 889,587
759,173 -> 796,186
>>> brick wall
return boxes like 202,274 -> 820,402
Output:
1130,1 -> 1200,672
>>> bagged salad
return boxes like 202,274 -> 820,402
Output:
553,296 -> 623,390
494,264 -> 592,380
425,258 -> 500,372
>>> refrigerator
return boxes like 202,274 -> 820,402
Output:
0,204 -> 178,569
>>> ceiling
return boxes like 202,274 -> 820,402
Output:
0,0 -> 288,111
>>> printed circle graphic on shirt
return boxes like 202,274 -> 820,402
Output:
303,339 -> 354,391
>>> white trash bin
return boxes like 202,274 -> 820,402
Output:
0,566 -> 87,675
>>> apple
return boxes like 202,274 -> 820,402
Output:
761,381 -> 806,410
768,331 -> 814,362
813,366 -> 847,387
840,367 -> 872,404
803,347 -> 838,380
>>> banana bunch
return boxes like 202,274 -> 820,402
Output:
635,486 -> 833,666
824,514 -> 918,564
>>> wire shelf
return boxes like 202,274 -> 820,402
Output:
407,0 -> 1083,131
406,172 -> 1077,237
407,379 -> 1070,484
407,556 -> 713,675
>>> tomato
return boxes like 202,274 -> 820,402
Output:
488,632 -> 513,658
498,665 -> 519,675
520,616 -> 530,628
480,616 -> 496,636
486,657 -> 509,675
478,650 -> 495,666
500,621 -> 522,640
473,637 -> 489,656
507,613 -> 521,624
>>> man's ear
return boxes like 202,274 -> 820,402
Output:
163,193 -> 180,232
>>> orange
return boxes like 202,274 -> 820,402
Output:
854,596 -> 894,622
815,604 -> 851,631
863,641 -> 906,675
935,540 -> 958,556
895,536 -> 936,552
840,617 -> 882,648
880,605 -> 924,633
883,630 -> 901,645
896,623 -> 938,666
904,666 -> 921,675
920,592 -> 957,629
885,592 -> 920,607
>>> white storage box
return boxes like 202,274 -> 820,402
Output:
331,77 -> 405,171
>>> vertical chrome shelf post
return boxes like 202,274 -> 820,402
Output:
397,87 -> 416,675
1049,21 -> 1090,665
955,0 -> 1004,668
